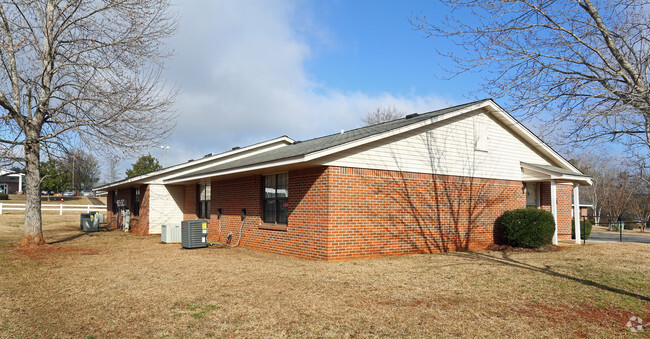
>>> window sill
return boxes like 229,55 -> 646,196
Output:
259,224 -> 287,231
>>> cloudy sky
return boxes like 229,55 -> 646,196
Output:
113,0 -> 485,178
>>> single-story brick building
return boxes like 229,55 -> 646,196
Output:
0,169 -> 24,194
97,99 -> 592,260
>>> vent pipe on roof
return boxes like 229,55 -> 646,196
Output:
340,129 -> 345,134
405,113 -> 419,119
231,146 -> 241,150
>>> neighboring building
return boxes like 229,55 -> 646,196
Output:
96,99 -> 592,260
0,169 -> 24,194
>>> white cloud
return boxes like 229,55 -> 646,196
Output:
125,0 -> 452,172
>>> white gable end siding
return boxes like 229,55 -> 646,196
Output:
320,111 -> 553,181
148,184 -> 184,234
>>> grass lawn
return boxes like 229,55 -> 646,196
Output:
0,216 -> 649,337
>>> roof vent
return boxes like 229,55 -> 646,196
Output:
340,129 -> 345,134
405,113 -> 419,119
293,140 -> 302,144
187,159 -> 194,163
203,153 -> 213,158
231,146 -> 241,151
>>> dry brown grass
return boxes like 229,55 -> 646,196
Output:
0,217 -> 648,337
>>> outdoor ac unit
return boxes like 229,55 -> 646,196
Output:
181,220 -> 208,249
161,224 -> 181,243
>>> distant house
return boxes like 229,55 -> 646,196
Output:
97,99 -> 592,260
0,169 -> 24,194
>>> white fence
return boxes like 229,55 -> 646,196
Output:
0,203 -> 106,215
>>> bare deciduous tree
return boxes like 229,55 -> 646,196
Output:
0,1 -> 177,246
362,105 -> 405,126
412,0 -> 650,156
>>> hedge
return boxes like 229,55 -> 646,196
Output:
501,208 -> 555,248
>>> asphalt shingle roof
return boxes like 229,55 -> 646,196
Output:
169,99 -> 491,181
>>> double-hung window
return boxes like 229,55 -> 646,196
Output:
263,173 -> 288,224
197,182 -> 211,219
525,182 -> 540,208
132,187 -> 140,216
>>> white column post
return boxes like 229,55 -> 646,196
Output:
18,174 -> 22,193
0,202 -> 3,215
59,204 -> 63,215
550,180 -> 558,245
573,184 -> 581,244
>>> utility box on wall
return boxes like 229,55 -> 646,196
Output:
181,220 -> 208,249
161,224 -> 181,243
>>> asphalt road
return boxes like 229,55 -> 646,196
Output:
587,232 -> 650,244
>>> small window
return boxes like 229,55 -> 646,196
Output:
263,173 -> 288,224
197,182 -> 211,219
526,182 -> 539,208
132,187 -> 140,216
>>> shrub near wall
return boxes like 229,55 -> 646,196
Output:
501,208 -> 555,248
0,193 -> 8,200
572,220 -> 592,240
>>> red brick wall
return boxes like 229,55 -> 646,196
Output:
556,184 -> 573,240
539,182 -> 573,240
325,167 -> 525,260
179,166 -> 538,260
106,185 -> 149,235
185,169 -> 330,260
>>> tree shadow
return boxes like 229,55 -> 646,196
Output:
370,117 -> 517,254
450,250 -> 650,302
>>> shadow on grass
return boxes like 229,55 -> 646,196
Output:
450,251 -> 650,303
48,232 -> 88,244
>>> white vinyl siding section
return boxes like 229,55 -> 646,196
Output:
148,184 -> 184,234
320,111 -> 552,181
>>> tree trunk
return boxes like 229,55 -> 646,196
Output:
19,138 -> 45,247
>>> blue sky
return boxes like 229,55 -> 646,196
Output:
113,0 -> 495,178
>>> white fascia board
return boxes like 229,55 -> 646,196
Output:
164,101 -> 492,184
163,156 -> 305,184
94,136 -> 295,191
520,163 -> 593,185
489,105 -> 582,174
305,101 -> 492,162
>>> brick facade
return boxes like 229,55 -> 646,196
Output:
176,166 -> 575,261
107,166 -> 576,260
106,185 -> 149,235
539,182 -> 572,240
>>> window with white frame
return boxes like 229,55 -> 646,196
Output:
526,182 -> 539,208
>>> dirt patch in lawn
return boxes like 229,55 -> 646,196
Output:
0,217 -> 648,337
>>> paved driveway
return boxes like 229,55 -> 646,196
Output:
587,231 -> 650,244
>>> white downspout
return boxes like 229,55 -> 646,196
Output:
550,180 -> 558,245
573,184 -> 581,244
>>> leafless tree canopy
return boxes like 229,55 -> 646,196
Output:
0,0 -> 177,245
362,105 -> 406,126
412,0 -> 650,155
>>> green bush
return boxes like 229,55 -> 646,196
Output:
571,219 -> 592,240
501,208 -> 555,248
0,193 -> 8,200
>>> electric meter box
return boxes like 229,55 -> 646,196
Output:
181,220 -> 208,249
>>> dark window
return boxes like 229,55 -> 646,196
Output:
525,182 -> 539,208
197,182 -> 211,219
263,173 -> 288,224
131,187 -> 140,216
112,190 -> 118,213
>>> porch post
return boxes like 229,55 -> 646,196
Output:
573,184 -> 581,244
550,180 -> 558,245
18,174 -> 23,193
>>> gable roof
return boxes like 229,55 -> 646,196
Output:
95,136 -> 295,190
164,99 -> 587,184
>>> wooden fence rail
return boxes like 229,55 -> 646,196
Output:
0,203 -> 106,215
